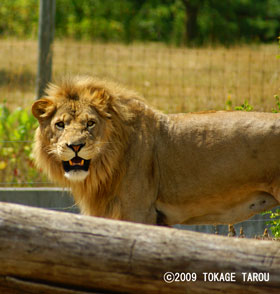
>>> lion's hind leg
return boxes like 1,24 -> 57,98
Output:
229,191 -> 278,224
247,191 -> 278,213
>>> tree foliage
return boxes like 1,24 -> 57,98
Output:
0,0 -> 279,45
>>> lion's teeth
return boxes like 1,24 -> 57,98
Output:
69,159 -> 84,166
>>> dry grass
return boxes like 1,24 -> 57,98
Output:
0,38 -> 279,112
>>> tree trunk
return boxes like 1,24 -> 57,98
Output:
182,0 -> 200,46
0,202 -> 280,293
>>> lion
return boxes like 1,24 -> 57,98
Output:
32,76 -> 280,226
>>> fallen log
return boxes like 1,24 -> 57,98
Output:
0,202 -> 279,294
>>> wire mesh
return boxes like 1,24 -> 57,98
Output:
1,39 -> 279,112
0,39 -> 279,187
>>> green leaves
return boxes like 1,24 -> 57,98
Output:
262,209 -> 280,238
0,104 -> 37,141
234,100 -> 253,111
0,104 -> 40,186
1,0 -> 279,45
271,95 -> 280,113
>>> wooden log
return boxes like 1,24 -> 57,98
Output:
0,202 -> 279,294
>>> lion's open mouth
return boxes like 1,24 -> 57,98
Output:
62,156 -> 90,172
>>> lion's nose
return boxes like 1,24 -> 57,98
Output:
66,143 -> 85,153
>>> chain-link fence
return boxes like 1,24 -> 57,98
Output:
1,39 -> 279,112
0,38 -> 280,187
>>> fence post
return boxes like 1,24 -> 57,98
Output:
36,0 -> 56,99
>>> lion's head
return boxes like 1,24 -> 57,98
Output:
32,76 -> 139,216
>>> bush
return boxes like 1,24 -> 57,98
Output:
0,103 -> 48,186
263,209 -> 280,238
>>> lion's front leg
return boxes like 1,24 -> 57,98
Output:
118,187 -> 159,225
117,165 -> 160,225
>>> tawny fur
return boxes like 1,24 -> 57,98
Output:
32,77 -> 137,219
32,76 -> 280,225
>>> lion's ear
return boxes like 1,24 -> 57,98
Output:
92,89 -> 112,118
92,89 -> 110,102
32,98 -> 56,121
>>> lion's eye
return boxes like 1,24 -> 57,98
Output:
87,120 -> 96,129
55,121 -> 65,130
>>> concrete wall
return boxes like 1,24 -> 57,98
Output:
0,188 -> 277,238
175,213 -> 273,238
0,188 -> 79,213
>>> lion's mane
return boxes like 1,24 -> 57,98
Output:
32,76 -> 146,218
